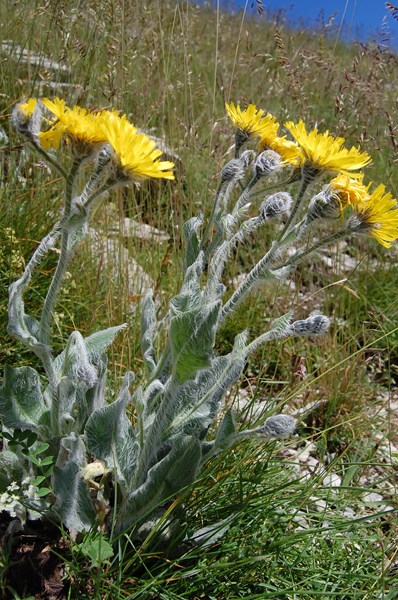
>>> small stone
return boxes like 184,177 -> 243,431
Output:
342,507 -> 356,519
362,492 -> 383,503
323,473 -> 342,487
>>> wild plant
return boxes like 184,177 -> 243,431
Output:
1,97 -> 397,544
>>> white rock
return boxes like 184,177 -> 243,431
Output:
323,473 -> 342,487
362,492 -> 383,503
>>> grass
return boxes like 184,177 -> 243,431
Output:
1,0 -> 398,598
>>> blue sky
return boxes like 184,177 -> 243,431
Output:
202,1 -> 398,46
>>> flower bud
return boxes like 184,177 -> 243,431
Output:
240,149 -> 256,168
260,192 -> 292,220
306,190 -> 341,223
220,158 -> 244,184
254,149 -> 282,178
290,314 -> 331,337
259,414 -> 296,437
12,99 -> 42,140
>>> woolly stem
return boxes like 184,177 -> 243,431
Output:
219,241 -> 280,324
39,160 -> 80,349
30,140 -> 68,180
279,165 -> 317,241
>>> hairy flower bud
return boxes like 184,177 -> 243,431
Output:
307,190 -> 341,223
220,158 -> 244,184
259,414 -> 296,437
240,149 -> 256,168
290,314 -> 331,337
254,149 -> 282,178
260,192 -> 292,220
12,99 -> 42,140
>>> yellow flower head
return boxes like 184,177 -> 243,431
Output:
329,174 -> 370,209
42,98 -> 107,151
17,98 -> 37,117
354,183 -> 398,248
13,98 -> 63,147
100,113 -> 175,181
285,119 -> 371,176
262,135 -> 303,165
13,98 -> 39,135
226,102 -> 279,143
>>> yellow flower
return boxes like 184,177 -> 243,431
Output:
263,136 -> 303,165
329,174 -> 370,209
99,113 -> 175,181
17,98 -> 37,117
42,98 -> 107,149
226,102 -> 279,142
354,184 -> 398,248
39,125 -> 65,149
285,119 -> 371,176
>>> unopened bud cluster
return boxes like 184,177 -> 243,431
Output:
290,314 -> 331,337
254,150 -> 282,178
260,192 -> 292,220
259,415 -> 297,437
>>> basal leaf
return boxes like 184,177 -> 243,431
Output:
85,372 -> 136,488
0,365 -> 49,432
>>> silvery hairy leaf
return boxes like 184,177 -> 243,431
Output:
188,513 -> 237,548
85,372 -> 136,490
115,434 -> 201,535
169,300 -> 221,384
0,450 -> 24,493
171,252 -> 204,314
8,281 -> 48,356
53,433 -> 96,535
52,324 -> 127,378
0,365 -> 50,433
141,290 -> 157,375
167,332 -> 247,438
214,408 -> 237,449
183,213 -> 203,271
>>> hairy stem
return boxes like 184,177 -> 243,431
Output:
31,140 -> 68,180
279,166 -> 316,241
219,241 -> 280,324
39,160 -> 80,349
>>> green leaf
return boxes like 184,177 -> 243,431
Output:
0,365 -> 49,431
37,487 -> 51,497
183,213 -> 203,271
141,290 -> 157,375
35,442 -> 50,454
167,336 -> 247,439
189,513 -> 237,548
170,300 -> 221,383
0,450 -> 24,492
115,435 -> 201,535
26,431 -> 38,447
52,324 -> 126,377
214,408 -> 237,449
8,281 -> 48,356
53,433 -> 96,535
39,456 -> 54,466
27,454 -> 41,466
32,475 -> 46,486
79,537 -> 114,567
85,372 -> 136,489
